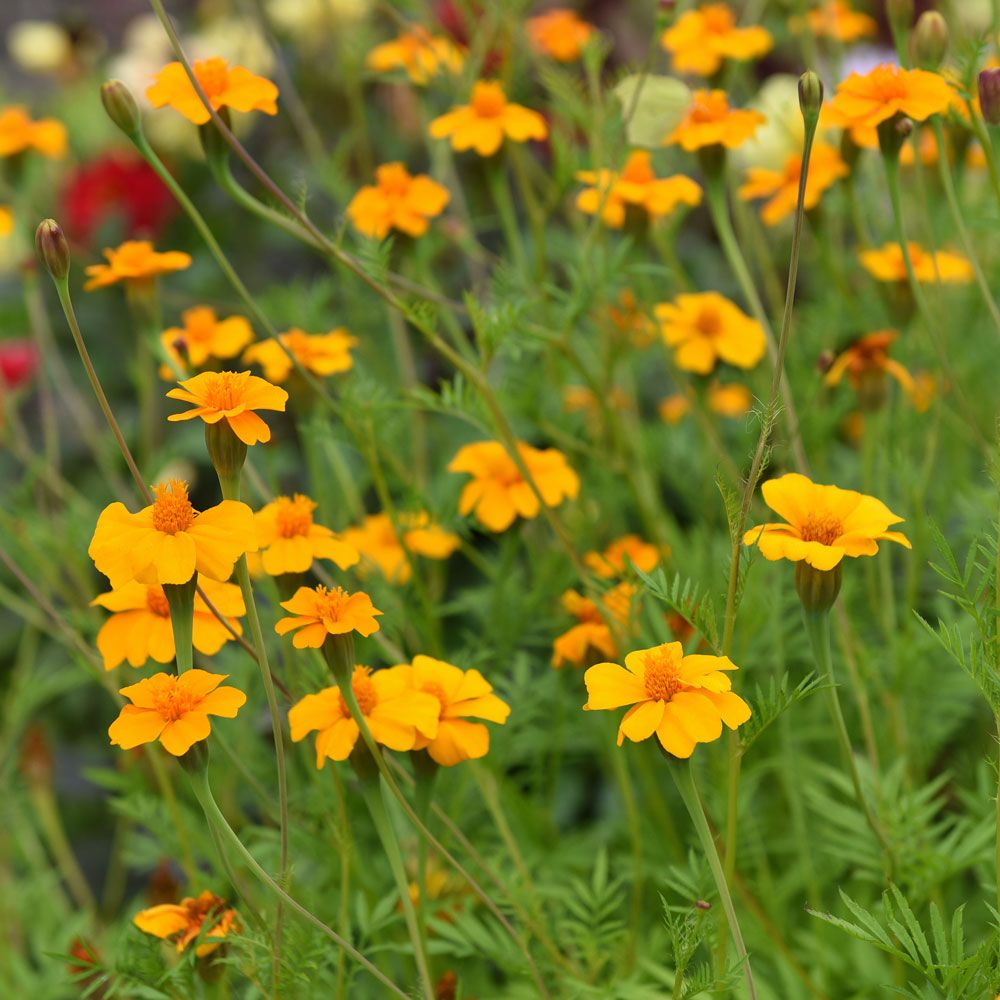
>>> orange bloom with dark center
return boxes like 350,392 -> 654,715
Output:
0,105 -> 67,158
340,512 -> 460,583
166,370 -> 288,445
109,669 -> 247,756
134,891 -> 239,956
84,240 -> 191,291
584,535 -> 664,579
824,330 -> 914,394
859,241 -> 973,284
656,291 -> 766,374
526,9 -> 595,62
254,494 -> 360,575
552,584 -> 635,669
661,4 -> 772,77
825,64 -> 953,130
347,163 -> 450,239
366,26 -> 464,84
739,142 -> 849,225
665,90 -> 765,151
243,328 -> 357,383
146,57 -> 278,125
429,81 -> 547,157
797,0 -> 877,42
161,306 -> 254,375
275,585 -> 382,648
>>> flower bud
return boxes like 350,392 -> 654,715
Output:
798,71 -> 824,129
980,68 -> 1000,125
34,218 -> 70,280
205,421 -> 248,484
913,12 -> 948,70
100,79 -> 142,137
876,114 -> 913,161
795,561 -> 842,613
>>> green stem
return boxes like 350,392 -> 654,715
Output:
163,577 -> 196,673
486,157 -> 528,275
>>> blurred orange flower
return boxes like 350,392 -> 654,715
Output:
665,90 -> 765,151
859,241 -> 974,284
739,142 -> 848,225
825,64 -> 953,130
661,4 -> 772,77
275,585 -> 382,647
84,240 -> 191,291
708,381 -> 753,417
243,328 -> 356,383
366,26 -> 464,84
254,494 -> 360,575
584,535 -> 663,578
167,370 -> 288,446
134,891 -> 238,957
659,394 -> 691,424
0,105 -> 66,158
796,0 -> 877,42
347,162 -> 450,239
161,306 -> 254,374
824,331 -> 914,394
341,512 -> 460,583
552,584 -> 634,669
526,8 -> 595,62
146,57 -> 278,124
656,291 -> 766,374
429,81 -> 547,156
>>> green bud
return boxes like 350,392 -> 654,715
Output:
912,11 -> 948,70
798,71 -> 824,129
205,420 -> 248,485
35,219 -> 71,280
100,79 -> 142,137
876,114 -> 913,161
795,561 -> 842,613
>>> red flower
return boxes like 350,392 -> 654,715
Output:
0,340 -> 38,389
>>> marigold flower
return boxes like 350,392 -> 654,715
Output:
661,4 -> 772,77
584,642 -> 751,757
584,535 -> 663,579
552,584 -> 635,669
448,440 -> 580,533
341,512 -> 460,584
665,90 -> 766,151
242,328 -> 357,383
794,1 -> 877,42
134,891 -> 239,956
859,241 -> 974,284
146,57 -> 278,124
0,105 -> 67,158
575,151 -> 702,228
254,494 -> 360,575
739,142 -> 848,225
347,163 -> 450,239
526,8 -> 595,62
743,473 -> 911,570
708,381 -> 753,417
275,585 -> 382,648
656,292 -> 766,375
825,63 -> 953,130
659,394 -> 691,424
429,81 -> 547,156
824,330 -> 914,395
385,655 -> 510,765
109,669 -> 246,756
89,480 -> 256,588
166,370 -> 287,446
161,306 -> 255,374
288,665 -> 439,765
92,576 -> 245,670
84,240 -> 192,291
365,26 -> 464,84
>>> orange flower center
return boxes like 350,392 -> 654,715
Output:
702,6 -> 735,33
281,330 -> 311,361
152,480 -> 196,535
275,494 -> 315,538
194,58 -> 230,99
472,84 -> 507,118
312,585 -> 355,622
201,371 -> 248,411
150,676 -> 199,722
695,308 -> 723,337
643,648 -> 683,702
800,514 -> 843,545
421,681 -> 448,710
340,666 -> 378,716
146,587 -> 171,617
689,93 -> 727,124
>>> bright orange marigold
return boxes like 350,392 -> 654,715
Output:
739,142 -> 848,225
84,240 -> 191,291
665,89 -> 766,151
365,26 -> 464,84
656,291 -> 766,374
429,81 -> 547,157
161,306 -> 255,375
0,105 -> 67,158
146,57 -> 278,125
134,891 -> 239,957
797,1 -> 877,42
552,584 -> 635,669
341,512 -> 460,584
347,163 -> 450,239
661,4 -> 772,77
584,535 -> 664,579
242,328 -> 357,383
825,63 -> 954,130
275,585 -> 382,648
526,8 -> 596,62
859,241 -> 974,284
824,330 -> 914,396
254,494 -> 360,575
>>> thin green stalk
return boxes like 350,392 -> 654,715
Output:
486,157 -> 529,276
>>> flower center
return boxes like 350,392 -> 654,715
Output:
184,306 -> 216,345
421,681 -> 448,711
472,83 -> 507,118
703,5 -> 735,33
643,648 -> 684,702
800,514 -> 843,545
151,676 -> 199,722
339,666 -> 378,716
275,494 -> 315,538
313,585 -> 352,621
695,308 -> 723,337
194,57 -> 229,99
201,371 -> 248,411
151,480 -> 196,535
146,587 -> 171,617
689,93 -> 726,124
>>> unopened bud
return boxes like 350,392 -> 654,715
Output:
205,420 -> 247,483
980,68 -> 1000,125
35,219 -> 70,280
913,12 -> 948,70
795,561 -> 842,613
100,79 -> 142,137
877,115 -> 913,160
798,71 -> 824,129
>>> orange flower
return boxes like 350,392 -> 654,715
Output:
552,584 -> 635,669
656,292 -> 766,374
608,289 -> 657,346
859,241 -> 974,284
92,576 -> 245,670
385,656 -> 510,765
665,90 -> 766,151
166,370 -> 288,446
0,105 -> 66,158
583,642 -> 751,756
134,891 -> 239,957
661,4 -> 772,77
108,669 -> 246,756
89,480 -> 256,588
526,8 -> 595,62
160,306 -> 255,375
743,473 -> 911,570
575,151 -> 702,228
146,57 -> 278,125
659,394 -> 691,424
365,26 -> 464,84
448,440 -> 580,533
797,1 -> 877,43
429,81 -> 547,156
254,494 -> 360,575
584,535 -> 663,579
825,64 -> 953,130
824,331 -> 914,396
563,385 -> 630,415
288,665 -> 439,765
340,512 -> 460,584
347,163 -> 450,239
274,585 -> 382,648
739,142 -> 848,225
708,381 -> 753,417
242,328 -> 357,383
84,240 -> 191,291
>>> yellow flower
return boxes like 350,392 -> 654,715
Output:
552,584 -> 635,669
166,370 -> 288,446
584,535 -> 664,579
89,480 -> 256,588
659,394 -> 691,424
0,206 -> 12,236
448,440 -> 580,533
134,891 -> 239,957
656,291 -> 766,374
365,26 -> 464,84
526,8 -> 595,62
661,4 -> 772,77
859,242 -> 974,284
91,576 -> 245,670
84,240 -> 191,291
340,512 -> 460,584
288,665 -> 439,766
796,1 -> 877,43
160,306 -> 255,375
254,494 -> 360,575
242,328 -> 357,383
347,162 -> 450,239
108,669 -> 246,756
385,655 -> 510,765
739,142 -> 849,225
575,150 -> 702,228
824,330 -> 914,395
146,57 -> 278,124
274,585 -> 382,648
665,89 -> 766,151
584,642 -> 751,757
825,63 -> 953,130
708,381 -> 753,417
743,473 -> 911,570
0,105 -> 66,158
429,81 -> 547,156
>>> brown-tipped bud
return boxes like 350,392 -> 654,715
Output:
816,349 -> 835,374
100,79 -> 142,137
35,219 -> 70,281
877,114 -> 912,160
695,899 -> 712,911
913,12 -> 948,70
887,0 -> 913,36
980,68 -> 1000,125
795,561 -> 842,613
798,71 -> 824,127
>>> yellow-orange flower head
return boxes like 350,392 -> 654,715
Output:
796,1 -> 877,43
661,4 -> 772,77
84,240 -> 191,291
146,57 -> 278,124
275,585 -> 382,648
824,330 -> 914,396
739,142 -> 849,225
665,90 -> 766,151
242,328 -> 357,383
365,26 -> 464,84
552,584 -> 635,669
340,512 -> 460,584
161,306 -> 255,375
584,535 -> 665,579
254,494 -> 360,575
656,291 -> 766,374
429,81 -> 547,157
0,105 -> 67,158
134,891 -> 239,957
825,63 -> 954,130
526,8 -> 596,62
859,242 -> 974,284
347,163 -> 450,239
